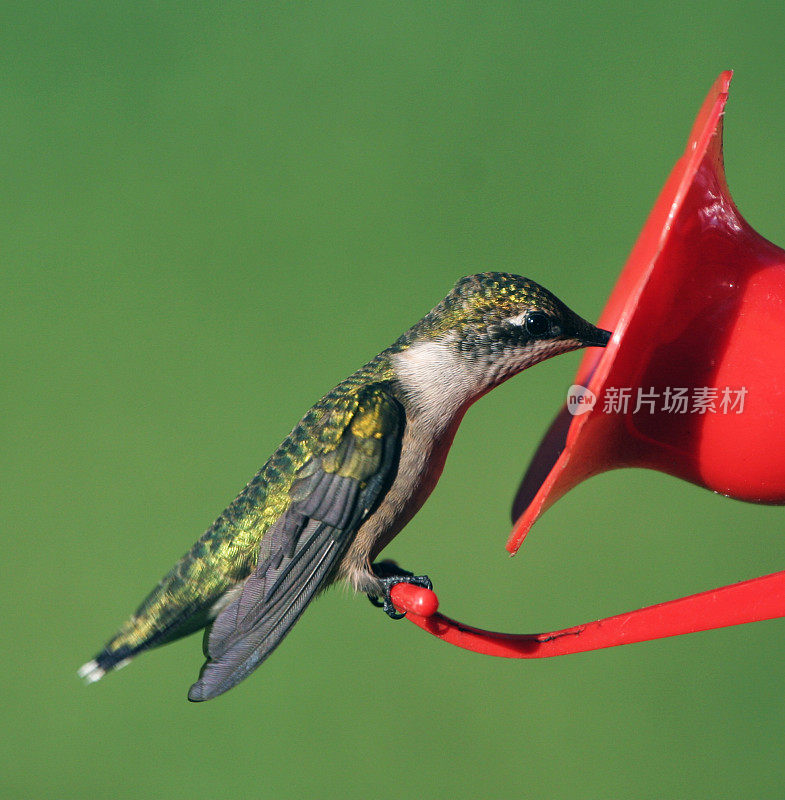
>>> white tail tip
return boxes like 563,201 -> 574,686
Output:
77,659 -> 105,684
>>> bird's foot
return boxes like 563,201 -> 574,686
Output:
367,560 -> 433,620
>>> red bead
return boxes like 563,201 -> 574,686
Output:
390,583 -> 439,618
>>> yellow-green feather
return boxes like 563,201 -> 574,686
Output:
104,354 -> 398,658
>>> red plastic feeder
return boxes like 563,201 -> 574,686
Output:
392,72 -> 785,655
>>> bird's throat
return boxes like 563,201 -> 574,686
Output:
391,338 -> 481,434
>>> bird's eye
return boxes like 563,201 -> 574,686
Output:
524,311 -> 552,338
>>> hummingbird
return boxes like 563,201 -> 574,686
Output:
79,272 -> 610,701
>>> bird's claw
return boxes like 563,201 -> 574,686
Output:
368,560 -> 433,620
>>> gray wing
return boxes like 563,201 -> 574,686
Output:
187,387 -> 402,701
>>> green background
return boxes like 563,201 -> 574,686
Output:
4,3 -> 785,798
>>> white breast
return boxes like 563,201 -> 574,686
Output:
391,338 -> 479,430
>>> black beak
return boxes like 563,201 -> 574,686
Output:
579,325 -> 612,348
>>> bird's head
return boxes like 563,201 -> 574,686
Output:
391,273 -> 611,418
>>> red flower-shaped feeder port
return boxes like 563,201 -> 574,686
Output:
391,71 -> 785,656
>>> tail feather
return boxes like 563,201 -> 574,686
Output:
77,605 -> 213,686
77,538 -> 241,687
77,659 -> 105,684
77,652 -> 131,684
